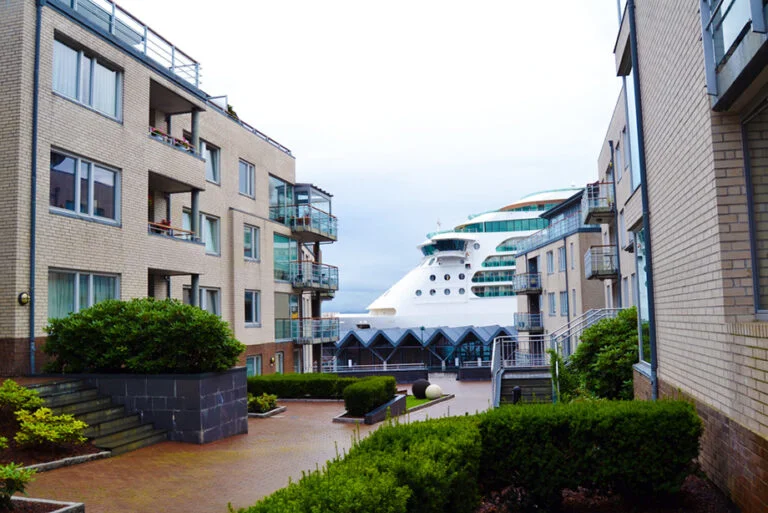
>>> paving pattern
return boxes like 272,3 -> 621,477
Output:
24,375 -> 491,513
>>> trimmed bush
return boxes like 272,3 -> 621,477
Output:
0,381 -> 44,422
14,408 -> 88,448
44,298 -> 245,374
0,463 -> 36,511
247,374 -> 361,399
478,400 -> 702,510
343,376 -> 396,416
248,393 -> 278,414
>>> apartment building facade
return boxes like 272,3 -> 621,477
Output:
0,0 -> 339,377
600,1 -> 768,510
512,191 -> 606,350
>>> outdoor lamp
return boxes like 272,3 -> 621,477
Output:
17,292 -> 30,306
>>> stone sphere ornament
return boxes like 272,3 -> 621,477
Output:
425,384 -> 443,400
412,379 -> 431,399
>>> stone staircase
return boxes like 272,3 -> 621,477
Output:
28,379 -> 167,455
500,370 -> 552,404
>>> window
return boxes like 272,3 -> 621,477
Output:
622,277 -> 629,307
630,273 -> 636,307
202,141 -> 220,183
634,230 -> 651,363
560,291 -> 568,317
546,251 -> 554,274
273,234 -> 298,280
201,214 -> 220,255
246,355 -> 262,377
619,211 -> 626,248
244,225 -> 260,260
49,151 -> 119,222
53,40 -> 121,119
615,141 -> 623,181
624,69 -> 642,190
183,286 -> 220,315
548,292 -> 556,316
570,243 -> 574,269
415,290 -> 422,297
269,175 -> 294,222
572,288 -> 577,317
48,270 -> 119,319
239,160 -> 255,197
558,246 -> 566,272
245,290 -> 260,326
275,352 -> 284,374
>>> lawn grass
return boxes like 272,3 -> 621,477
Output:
405,395 -> 432,410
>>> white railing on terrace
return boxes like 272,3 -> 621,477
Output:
322,362 -> 426,373
513,312 -> 543,331
289,261 -> 339,291
584,245 -> 618,278
460,360 -> 492,368
511,272 -> 541,292
53,0 -> 201,87
515,212 -> 584,256
549,308 -> 622,357
495,336 -> 550,368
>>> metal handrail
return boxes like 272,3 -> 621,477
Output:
549,308 -> 622,357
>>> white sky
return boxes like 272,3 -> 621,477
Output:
120,0 -> 623,313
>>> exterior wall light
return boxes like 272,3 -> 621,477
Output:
18,292 -> 31,306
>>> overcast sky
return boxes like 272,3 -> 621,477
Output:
121,0 -> 622,313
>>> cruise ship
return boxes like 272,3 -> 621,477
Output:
339,188 -> 582,331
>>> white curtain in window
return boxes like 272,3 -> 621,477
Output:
53,41 -> 78,98
92,62 -> 117,117
48,271 -> 75,319
203,216 -> 218,254
93,275 -> 117,304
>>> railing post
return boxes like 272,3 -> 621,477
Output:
170,45 -> 176,72
110,2 -> 116,34
143,26 -> 148,55
195,63 -> 200,88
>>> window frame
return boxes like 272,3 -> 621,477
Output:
546,251 -> 554,274
572,288 -> 577,317
548,292 -> 556,317
49,149 -> 121,224
245,289 -> 261,327
244,224 -> 260,261
202,140 -> 221,184
200,213 -> 220,256
246,355 -> 262,377
560,291 -> 568,317
52,39 -> 123,121
558,246 -> 566,272
239,159 -> 255,198
48,269 -> 120,319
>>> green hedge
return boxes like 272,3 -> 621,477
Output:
44,298 -> 245,374
247,373 -> 360,399
233,400 -> 701,513
343,377 -> 397,417
478,400 -> 702,510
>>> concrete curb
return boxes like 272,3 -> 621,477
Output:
12,496 -> 85,512
406,394 -> 455,414
23,450 -> 112,473
277,398 -> 344,403
248,406 -> 287,418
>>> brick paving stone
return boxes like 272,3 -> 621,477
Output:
22,376 -> 491,513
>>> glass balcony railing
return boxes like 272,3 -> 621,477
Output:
269,204 -> 338,241
286,318 -> 340,344
289,261 -> 339,291
513,313 -> 543,332
707,0 -> 753,66
515,212 -> 592,256
584,245 -> 618,279
511,272 -> 542,294
581,182 -> 615,225
471,270 -> 515,283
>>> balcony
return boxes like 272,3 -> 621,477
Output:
276,318 -> 340,344
511,272 -> 542,295
582,182 -> 615,225
289,261 -> 339,292
514,313 -> 544,334
149,126 -> 196,156
271,204 -> 338,243
584,245 -> 618,280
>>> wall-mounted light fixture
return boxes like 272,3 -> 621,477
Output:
270,356 -> 276,366
17,292 -> 31,306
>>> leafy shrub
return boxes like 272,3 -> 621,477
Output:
0,463 -> 36,510
14,408 -> 88,448
44,298 -> 245,374
247,373 -> 359,399
0,437 -> 6,451
343,376 -> 396,416
0,381 -> 44,422
478,400 -> 702,510
248,393 -> 278,413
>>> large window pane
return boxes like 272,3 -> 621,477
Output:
244,227 -> 252,258
79,161 -> 90,214
203,215 -> 219,254
239,160 -> 254,197
93,166 -> 116,219
78,275 -> 89,312
93,275 -> 117,303
80,55 -> 92,105
50,153 -> 76,211
635,229 -> 651,363
273,234 -> 297,280
245,291 -> 254,323
625,71 -> 642,190
53,40 -> 78,98
48,271 -> 75,320
204,289 -> 219,315
92,62 -> 117,117
205,143 -> 219,183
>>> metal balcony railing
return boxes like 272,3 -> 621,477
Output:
514,313 -> 543,332
291,318 -> 340,344
269,204 -> 338,241
584,245 -> 618,279
581,182 -> 615,225
53,0 -> 201,87
512,272 -> 542,294
289,261 -> 339,291
147,221 -> 195,241
494,335 -> 549,368
148,126 -> 196,155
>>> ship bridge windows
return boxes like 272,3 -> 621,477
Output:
421,239 -> 467,256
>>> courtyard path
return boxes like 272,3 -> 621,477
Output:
24,376 -> 491,513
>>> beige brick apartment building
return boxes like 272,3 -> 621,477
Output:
601,1 -> 768,510
0,0 -> 339,377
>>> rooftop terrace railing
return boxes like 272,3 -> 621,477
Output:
53,0 -> 201,87
515,212 -> 587,256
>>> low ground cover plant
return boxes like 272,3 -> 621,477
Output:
234,400 -> 701,513
0,463 -> 36,511
44,298 -> 245,374
248,393 -> 278,414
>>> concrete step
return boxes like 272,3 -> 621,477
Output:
75,405 -> 128,426
43,388 -> 99,407
104,429 -> 168,456
50,396 -> 114,415
27,380 -> 86,397
82,413 -> 141,438
92,423 -> 156,447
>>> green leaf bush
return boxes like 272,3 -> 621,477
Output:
0,438 -> 6,451
14,408 -> 88,448
343,377 -> 396,417
0,381 -> 44,422
247,373 -> 359,399
234,400 -> 701,513
44,298 -> 245,374
248,393 -> 278,414
0,463 -> 36,511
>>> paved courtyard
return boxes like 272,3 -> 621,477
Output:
24,375 -> 491,513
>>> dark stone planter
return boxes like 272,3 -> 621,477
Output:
11,497 -> 84,512
81,367 -> 247,444
365,394 -> 406,424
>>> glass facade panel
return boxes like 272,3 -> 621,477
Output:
269,175 -> 294,221
273,234 -> 297,280
711,0 -> 751,64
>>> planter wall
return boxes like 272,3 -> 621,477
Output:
335,369 -> 428,383
82,367 -> 247,443
364,394 -> 406,424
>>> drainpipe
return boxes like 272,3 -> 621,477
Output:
29,0 -> 45,375
628,0 -> 659,400
609,141 -> 622,307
